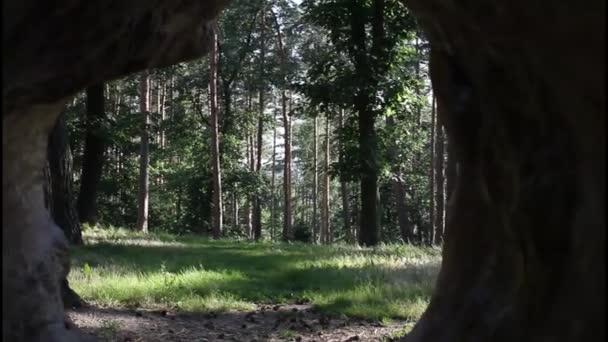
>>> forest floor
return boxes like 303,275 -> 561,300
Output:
67,227 -> 440,341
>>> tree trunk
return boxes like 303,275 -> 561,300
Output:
312,115 -> 319,243
321,114 -> 331,244
46,114 -> 83,247
245,132 -> 254,239
209,30 -> 223,240
77,83 -> 106,225
339,109 -> 352,243
271,107 -> 277,241
233,190 -> 239,232
428,95 -> 436,245
136,70 -> 150,233
445,133 -> 458,224
351,0 -> 381,247
252,5 -> 266,241
45,113 -> 85,309
356,100 -> 380,247
433,97 -> 445,244
281,89 -> 292,241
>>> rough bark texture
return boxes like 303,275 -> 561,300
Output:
404,1 -> 605,341
47,114 -> 83,246
77,84 -> 106,225
45,114 -> 86,310
3,2 -> 226,340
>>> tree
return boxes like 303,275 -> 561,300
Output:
302,0 -> 415,246
320,113 -> 331,243
445,135 -> 457,226
433,97 -> 445,244
252,1 -> 267,241
209,30 -> 223,239
44,113 -> 85,309
271,6 -> 294,242
312,115 -> 319,243
136,71 -> 151,233
77,84 -> 106,225
46,114 -> 83,245
428,94 -> 435,245
338,108 -> 353,243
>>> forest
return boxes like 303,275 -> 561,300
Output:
39,0 -> 456,340
51,0 -> 451,248
40,0 -> 454,340
6,0 -> 603,341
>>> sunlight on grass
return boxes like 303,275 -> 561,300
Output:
70,226 -> 441,321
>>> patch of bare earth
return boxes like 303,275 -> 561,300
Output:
67,304 -> 412,342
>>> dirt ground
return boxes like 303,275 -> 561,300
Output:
67,303 -> 413,342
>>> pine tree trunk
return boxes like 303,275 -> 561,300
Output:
428,95 -> 436,245
281,89 -> 292,241
245,133 -> 254,239
271,109 -> 277,241
77,83 -> 106,225
136,70 -> 150,233
433,97 -> 445,244
321,114 -> 331,244
233,191 -> 239,232
253,6 -> 266,241
445,135 -> 458,228
312,115 -> 319,243
338,109 -> 352,243
394,177 -> 411,243
209,30 -> 223,240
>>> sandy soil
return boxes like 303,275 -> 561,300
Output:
67,304 -> 413,342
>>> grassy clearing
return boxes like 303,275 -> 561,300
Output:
70,226 -> 441,322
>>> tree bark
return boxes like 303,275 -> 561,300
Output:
245,132 -> 254,239
445,133 -> 458,223
136,70 -> 150,233
270,106 -> 277,241
209,30 -> 223,240
44,113 -> 86,310
428,95 -> 436,245
281,89 -> 292,241
77,83 -> 106,225
433,97 -> 445,244
312,115 -> 319,243
350,0 -> 384,247
270,7 -> 293,242
338,109 -> 352,243
252,4 -> 266,241
321,113 -> 331,244
46,114 -> 83,245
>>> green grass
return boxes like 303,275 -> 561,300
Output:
69,226 -> 441,321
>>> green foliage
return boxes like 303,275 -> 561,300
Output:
65,0 -> 438,245
69,227 -> 440,320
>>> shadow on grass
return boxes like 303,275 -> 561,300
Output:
70,239 -> 440,320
